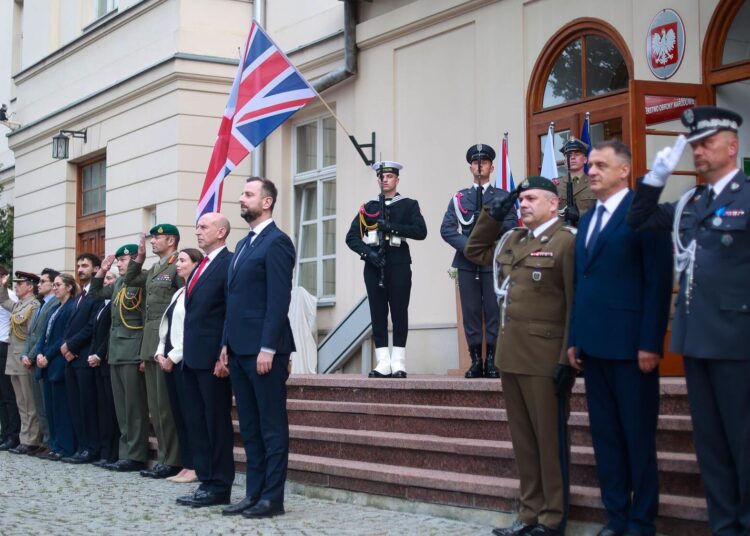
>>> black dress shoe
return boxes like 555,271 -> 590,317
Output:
391,370 -> 407,378
9,444 -> 32,455
597,529 -> 624,536
43,451 -> 63,461
242,499 -> 285,518
63,449 -> 98,464
222,496 -> 259,516
492,520 -> 535,536
107,459 -> 146,472
179,490 -> 231,508
92,459 -> 109,468
528,525 -> 561,536
0,437 -> 20,451
141,464 -> 181,479
368,370 -> 391,378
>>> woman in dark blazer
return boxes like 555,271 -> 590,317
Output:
34,273 -> 78,460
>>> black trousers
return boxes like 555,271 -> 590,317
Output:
364,263 -> 412,348
229,352 -> 289,504
457,269 -> 499,347
95,364 -> 120,463
0,342 -> 20,441
164,363 -> 193,470
64,365 -> 100,454
182,364 -> 235,493
684,356 -> 750,536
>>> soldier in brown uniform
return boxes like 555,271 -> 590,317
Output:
556,137 -> 596,225
465,176 -> 576,536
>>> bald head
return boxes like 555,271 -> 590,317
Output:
195,212 -> 231,254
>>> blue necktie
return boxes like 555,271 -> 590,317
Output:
587,205 -> 607,251
233,230 -> 256,270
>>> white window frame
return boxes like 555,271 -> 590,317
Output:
94,0 -> 118,19
293,114 -> 336,305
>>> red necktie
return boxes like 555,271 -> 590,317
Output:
187,257 -> 209,296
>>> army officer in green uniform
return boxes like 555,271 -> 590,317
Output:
465,176 -> 576,536
90,244 -> 149,471
124,225 -> 184,479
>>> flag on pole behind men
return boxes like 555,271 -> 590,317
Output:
196,21 -> 317,220
580,112 -> 592,174
498,133 -> 521,222
541,123 -> 559,181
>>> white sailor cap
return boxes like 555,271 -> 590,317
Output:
371,161 -> 403,175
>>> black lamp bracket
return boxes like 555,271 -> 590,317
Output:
60,128 -> 87,142
348,132 -> 375,166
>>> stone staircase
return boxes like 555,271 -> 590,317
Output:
282,375 -> 708,536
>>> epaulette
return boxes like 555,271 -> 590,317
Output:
167,253 -> 177,265
561,226 -> 578,235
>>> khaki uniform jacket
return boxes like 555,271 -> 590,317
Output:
89,275 -> 144,365
465,211 -> 576,377
0,290 -> 39,376
556,173 -> 596,215
124,255 -> 184,361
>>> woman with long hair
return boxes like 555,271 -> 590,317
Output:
156,248 -> 204,483
34,273 -> 78,460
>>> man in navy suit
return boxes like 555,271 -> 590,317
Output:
60,253 -> 104,464
566,141 -> 673,536
221,177 -> 296,519
174,212 -> 235,508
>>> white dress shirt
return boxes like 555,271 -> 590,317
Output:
585,188 -> 630,246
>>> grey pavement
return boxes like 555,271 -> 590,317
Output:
0,451 -> 490,535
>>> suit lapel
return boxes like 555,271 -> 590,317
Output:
585,190 -> 632,267
186,248 -> 228,301
229,222 -> 276,282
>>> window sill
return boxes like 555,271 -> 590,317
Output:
317,298 -> 336,309
83,8 -> 120,34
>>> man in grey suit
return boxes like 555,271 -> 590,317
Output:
19,268 -> 60,454
629,106 -> 750,536
441,144 -> 518,378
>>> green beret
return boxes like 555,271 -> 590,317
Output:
518,176 -> 559,196
148,224 -> 180,238
115,244 -> 138,258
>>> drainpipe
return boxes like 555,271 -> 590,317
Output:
251,0 -> 266,178
312,0 -> 357,93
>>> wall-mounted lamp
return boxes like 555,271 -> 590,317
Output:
52,129 -> 87,159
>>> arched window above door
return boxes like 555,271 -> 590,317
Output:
721,0 -> 750,65
543,34 -> 629,108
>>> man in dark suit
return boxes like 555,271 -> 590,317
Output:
221,177 -> 296,519
60,253 -> 104,464
174,212 -> 234,508
440,144 -> 517,378
567,141 -> 673,536
87,271 -> 119,466
628,106 -> 750,536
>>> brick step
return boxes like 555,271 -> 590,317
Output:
287,400 -> 696,453
287,453 -> 709,536
287,425 -> 703,498
286,375 -> 691,415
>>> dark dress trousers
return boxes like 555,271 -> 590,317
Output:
0,340 -> 20,443
62,290 -> 103,455
345,195 -> 427,348
182,247 -> 234,494
568,190 -> 673,536
440,184 -> 516,348
90,302 -> 119,463
628,173 -> 750,536
34,300 -> 77,457
225,222 -> 296,505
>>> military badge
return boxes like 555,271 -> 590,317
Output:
721,234 -> 734,246
532,271 -> 542,282
683,108 -> 694,125
731,182 -> 740,191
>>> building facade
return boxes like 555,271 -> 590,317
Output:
2,0 -> 749,374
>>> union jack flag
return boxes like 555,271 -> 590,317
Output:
196,21 -> 317,219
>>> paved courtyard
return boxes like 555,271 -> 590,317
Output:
0,452 -> 490,535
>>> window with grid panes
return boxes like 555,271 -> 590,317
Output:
293,116 -> 336,302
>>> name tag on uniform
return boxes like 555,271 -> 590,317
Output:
529,251 -> 554,257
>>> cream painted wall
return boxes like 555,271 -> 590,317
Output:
0,1 -> 14,174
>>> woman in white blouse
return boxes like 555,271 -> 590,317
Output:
155,248 -> 203,483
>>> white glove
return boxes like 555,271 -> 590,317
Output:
644,135 -> 687,187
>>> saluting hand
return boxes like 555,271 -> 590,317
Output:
135,233 -> 147,263
0,274 -> 8,287
100,255 -> 116,273
646,135 -> 687,187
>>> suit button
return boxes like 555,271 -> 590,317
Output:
699,226 -> 706,232
743,305 -> 748,311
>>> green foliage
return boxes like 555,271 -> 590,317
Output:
0,184 -> 13,273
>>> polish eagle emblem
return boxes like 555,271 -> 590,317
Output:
651,27 -> 676,66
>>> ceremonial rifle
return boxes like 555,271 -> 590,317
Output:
472,156 -> 484,280
564,151 -> 579,226
376,162 -> 387,288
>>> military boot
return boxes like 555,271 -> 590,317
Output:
464,345 -> 484,378
391,346 -> 407,378
368,347 -> 392,378
484,343 -> 500,379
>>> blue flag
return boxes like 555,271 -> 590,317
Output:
581,113 -> 592,174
